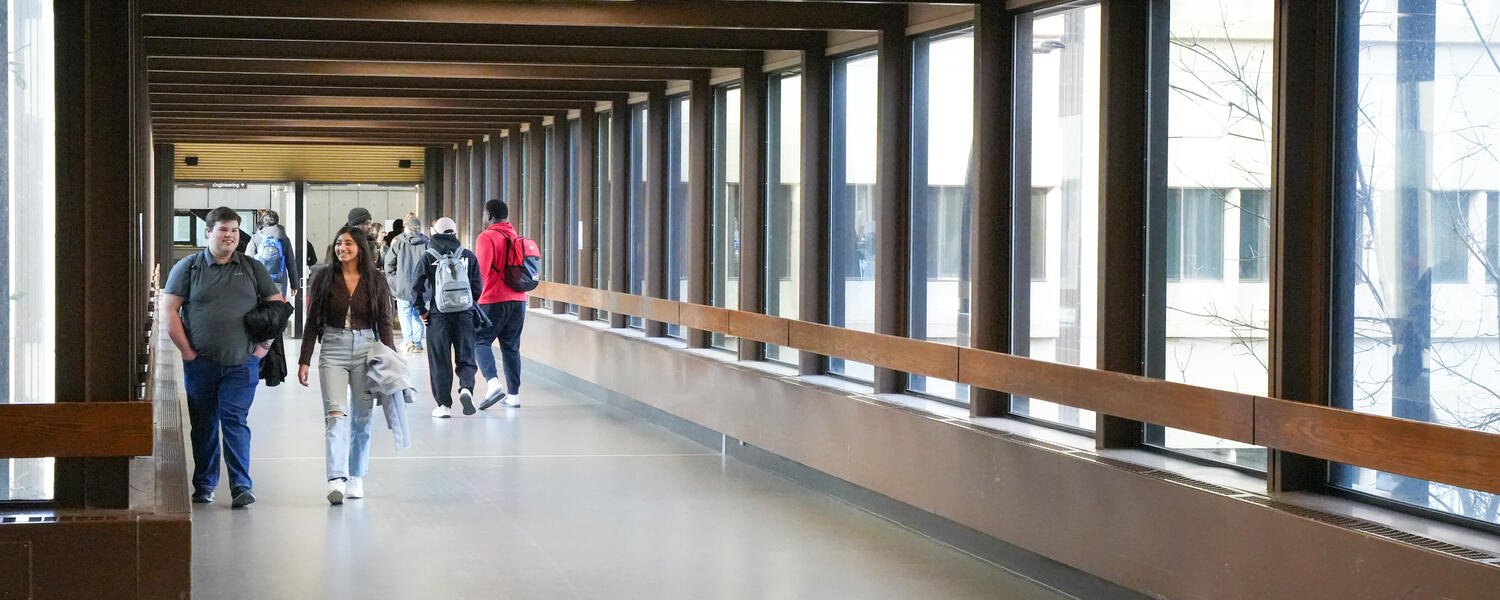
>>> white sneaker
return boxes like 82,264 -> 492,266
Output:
346,477 -> 364,499
431,406 -> 452,419
503,394 -> 520,408
327,479 -> 346,505
458,388 -> 476,415
482,378 -> 505,403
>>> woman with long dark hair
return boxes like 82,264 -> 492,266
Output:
297,226 -> 397,505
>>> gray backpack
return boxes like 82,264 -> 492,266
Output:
425,248 -> 474,313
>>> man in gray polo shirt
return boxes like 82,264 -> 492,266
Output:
163,207 -> 284,508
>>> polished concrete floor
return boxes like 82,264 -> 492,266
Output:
188,337 -> 1070,600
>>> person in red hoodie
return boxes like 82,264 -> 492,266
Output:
474,199 -> 538,409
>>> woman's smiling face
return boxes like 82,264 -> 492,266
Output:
334,233 -> 360,265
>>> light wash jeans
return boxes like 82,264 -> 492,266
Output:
319,327 -> 377,480
396,298 -> 425,348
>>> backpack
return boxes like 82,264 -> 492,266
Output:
256,235 -> 288,285
425,248 -> 474,313
500,234 -> 543,292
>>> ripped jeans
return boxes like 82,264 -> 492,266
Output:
318,327 -> 377,481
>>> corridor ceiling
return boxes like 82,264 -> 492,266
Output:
141,1 -> 975,147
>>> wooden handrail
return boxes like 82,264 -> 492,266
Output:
0,402 -> 155,459
533,281 -> 1500,496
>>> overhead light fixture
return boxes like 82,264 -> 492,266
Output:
184,156 -> 199,166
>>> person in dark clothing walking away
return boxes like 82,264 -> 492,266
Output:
298,226 -> 398,505
162,206 -> 285,508
474,200 -> 538,409
413,217 -> 483,418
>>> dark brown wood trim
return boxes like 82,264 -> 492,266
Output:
873,23 -> 912,394
144,38 -> 752,68
577,110 -> 598,322
550,116 -> 570,315
738,53 -> 769,361
970,3 -> 1015,418
609,99 -> 631,328
0,403 -> 155,459
643,90 -> 669,336
799,45 -> 832,376
685,76 -> 713,348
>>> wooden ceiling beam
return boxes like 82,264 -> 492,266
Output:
145,38 -> 750,68
156,135 -> 463,146
153,113 -> 556,125
148,58 -> 707,81
154,119 -> 523,130
139,1 -> 900,31
152,105 -> 568,117
150,85 -> 629,102
150,71 -> 667,93
147,93 -> 597,110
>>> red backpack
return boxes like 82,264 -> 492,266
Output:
499,234 -> 542,292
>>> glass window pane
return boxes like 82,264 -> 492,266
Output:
909,29 -> 974,402
597,112 -> 612,322
766,73 -> 802,364
829,52 -> 878,381
1149,0 -> 1272,470
1335,1 -> 1500,525
629,105 -> 647,329
712,86 -> 742,351
1013,4 -> 1101,430
666,97 -> 689,337
5,0 -> 57,501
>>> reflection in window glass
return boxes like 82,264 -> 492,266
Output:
666,97 -> 689,337
1336,1 -> 1500,525
1012,4 -> 1100,430
909,29 -> 973,402
629,105 -> 648,329
765,73 -> 802,364
712,86 -> 742,351
829,52 -> 878,381
596,112 -> 612,322
1149,0 -> 1272,470
5,0 -> 57,501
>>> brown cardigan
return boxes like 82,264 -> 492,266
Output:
299,266 -> 396,365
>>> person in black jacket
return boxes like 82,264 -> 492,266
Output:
411,217 -> 483,418
246,210 -> 302,300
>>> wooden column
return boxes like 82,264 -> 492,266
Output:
293,181 -> 306,336
610,100 -> 632,328
527,126 -> 546,308
505,127 -> 523,229
874,23 -> 913,394
470,134 -> 485,244
686,76 -> 713,348
644,90 -> 669,336
971,3 -> 1017,417
738,53 -> 769,361
550,117 -> 570,315
442,144 -> 457,222
153,144 -> 176,273
53,0 -> 138,508
578,110 -> 599,322
486,131 -> 503,203
799,44 -> 832,376
1268,0 -> 1343,492
423,147 -> 443,229
1096,0 -> 1162,448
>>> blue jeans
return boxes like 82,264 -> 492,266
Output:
396,298 -> 425,348
183,354 -> 261,493
318,328 -> 377,480
475,301 -> 526,395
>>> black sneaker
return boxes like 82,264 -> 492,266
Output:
479,391 -> 507,411
458,388 -> 476,415
230,487 -> 256,508
191,489 -> 215,503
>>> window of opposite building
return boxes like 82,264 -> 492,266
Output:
908,27 -> 974,404
711,85 -> 742,352
1145,0 -> 1273,472
1011,3 -> 1101,431
1334,0 -> 1500,527
828,51 -> 879,382
765,71 -> 802,366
